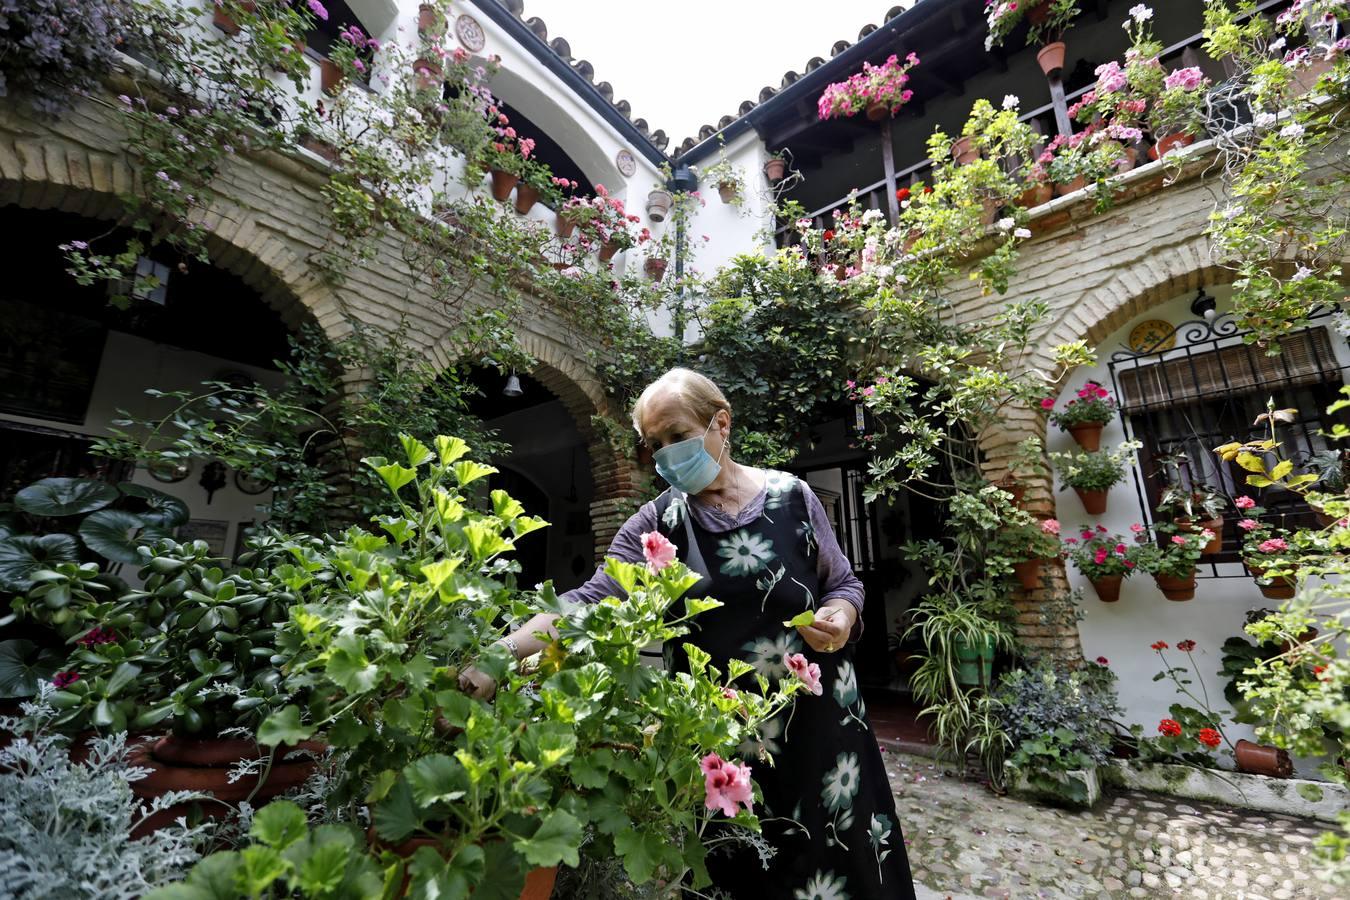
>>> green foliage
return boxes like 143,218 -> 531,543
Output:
997,659 -> 1120,782
1049,441 -> 1141,492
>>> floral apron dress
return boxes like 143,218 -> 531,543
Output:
656,472 -> 914,900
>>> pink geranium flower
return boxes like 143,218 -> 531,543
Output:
1171,535 -> 1188,545
1237,519 -> 1259,531
1258,538 -> 1289,553
1129,523 -> 1145,534
641,531 -> 677,573
1235,495 -> 1256,510
1040,519 -> 1060,535
1040,397 -> 1056,410
702,754 -> 754,816
785,652 -> 823,696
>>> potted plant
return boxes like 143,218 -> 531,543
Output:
1137,526 -> 1209,601
643,255 -> 668,282
992,436 -> 1048,509
1050,441 -> 1140,515
1304,449 -> 1347,525
1153,456 -> 1227,553
514,161 -> 565,216
1047,380 -> 1116,451
417,2 -> 445,37
212,0 -> 257,35
995,516 -> 1063,591
1031,0 -> 1082,76
646,187 -> 673,222
816,52 -> 921,122
1149,66 -> 1211,159
763,151 -> 789,182
1063,524 -> 1143,602
1236,502 -> 1296,599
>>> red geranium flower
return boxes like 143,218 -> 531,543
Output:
1151,641 -> 1168,651
52,671 -> 79,689
1095,656 -> 1109,666
1158,718 -> 1182,737
896,187 -> 911,202
1197,728 -> 1222,748
823,230 -> 835,241
1177,639 -> 1196,652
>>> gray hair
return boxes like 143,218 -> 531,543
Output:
631,367 -> 731,434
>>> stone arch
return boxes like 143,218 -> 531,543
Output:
0,135 -> 348,345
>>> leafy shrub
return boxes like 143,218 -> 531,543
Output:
996,659 -> 1120,774
0,0 -> 129,115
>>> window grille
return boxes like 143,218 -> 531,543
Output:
1107,310 -> 1350,575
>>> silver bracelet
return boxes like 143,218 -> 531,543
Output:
500,635 -> 519,658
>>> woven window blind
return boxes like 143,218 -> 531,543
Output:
1118,328 -> 1338,411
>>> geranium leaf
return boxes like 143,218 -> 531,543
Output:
251,801 -> 308,850
258,704 -> 314,747
514,810 -> 582,868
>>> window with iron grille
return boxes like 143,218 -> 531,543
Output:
1107,310 -> 1350,576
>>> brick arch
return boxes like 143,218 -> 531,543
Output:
0,136 -> 347,344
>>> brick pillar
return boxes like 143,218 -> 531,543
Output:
586,442 -> 643,561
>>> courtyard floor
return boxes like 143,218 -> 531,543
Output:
884,751 -> 1335,900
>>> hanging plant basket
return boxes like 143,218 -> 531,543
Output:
1234,739 -> 1294,778
717,180 -> 739,204
1149,132 -> 1196,160
1012,559 -> 1044,591
646,189 -> 673,222
598,240 -> 621,262
1073,486 -> 1108,515
865,101 -> 890,122
1153,570 -> 1197,601
514,182 -> 540,215
1248,565 -> 1296,600
1037,41 -> 1067,77
644,257 -> 668,282
489,170 -> 519,202
319,58 -> 345,96
1090,574 -> 1123,603
764,157 -> 788,182
1066,422 -> 1104,452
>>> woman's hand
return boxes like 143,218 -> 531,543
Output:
457,663 -> 497,700
797,601 -> 856,654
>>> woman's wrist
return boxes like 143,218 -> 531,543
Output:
498,634 -> 520,659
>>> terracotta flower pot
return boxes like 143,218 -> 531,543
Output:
1018,183 -> 1054,208
128,735 -> 325,836
1148,132 -> 1196,160
994,477 -> 1027,509
1234,739 -> 1293,778
951,136 -> 979,165
1090,574 -> 1123,603
834,263 -> 849,281
1012,559 -> 1044,591
1153,570 -> 1197,601
1248,565 -> 1296,600
980,198 -> 1000,225
212,1 -> 255,36
644,257 -> 668,281
413,57 -> 443,92
717,180 -> 739,204
1196,517 -> 1224,554
514,182 -> 540,215
865,101 -> 890,122
646,189 -> 673,222
1073,486 -> 1108,515
598,240 -> 620,262
1066,421 -> 1104,452
1315,510 -> 1340,528
1055,175 -> 1087,196
417,3 -> 444,37
489,169 -> 519,202
1279,627 -> 1318,654
1037,41 -> 1067,77
368,828 -> 558,899
556,214 -> 577,239
1026,0 -> 1050,26
301,135 -> 338,163
319,58 -> 344,96
763,158 -> 788,182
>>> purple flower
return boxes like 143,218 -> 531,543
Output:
70,240 -> 88,250
307,1 -> 329,21
52,672 -> 79,689
1163,67 -> 1207,92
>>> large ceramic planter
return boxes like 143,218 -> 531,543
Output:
865,101 -> 890,122
489,170 -> 519,202
514,182 -> 540,215
128,735 -> 324,836
319,58 -> 344,96
951,136 -> 979,165
717,181 -> 739,204
1090,574 -> 1123,603
1073,486 -> 1108,515
1012,559 -> 1045,591
1037,41 -> 1067,78
598,240 -> 620,262
1149,132 -> 1196,160
954,633 -> 995,687
645,189 -> 673,222
644,257 -> 668,282
1249,565 -> 1296,600
1066,421 -> 1104,452
1234,739 -> 1293,778
1153,570 -> 1197,601
763,158 -> 788,182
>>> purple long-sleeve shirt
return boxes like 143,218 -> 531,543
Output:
562,475 -> 866,640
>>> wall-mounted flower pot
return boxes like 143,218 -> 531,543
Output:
1090,574 -> 1123,603
1234,739 -> 1293,778
598,240 -> 620,262
1018,183 -> 1054,208
954,633 -> 995,686
1037,42 -> 1067,78
514,182 -> 540,215
1316,510 -> 1340,528
951,136 -> 979,165
644,257 -> 668,282
417,3 -> 444,37
413,57 -> 443,92
865,101 -> 890,122
1148,132 -> 1196,160
1279,627 -> 1318,654
1176,516 -> 1224,554
764,157 -> 788,182
1066,422 -> 1104,452
1249,566 -> 1296,600
980,198 -> 1000,226
1055,176 -> 1087,196
994,476 -> 1027,508
212,1 -> 256,36
1154,570 -> 1197,601
319,58 -> 345,96
489,169 -> 519,202
834,263 -> 849,281
646,189 -> 673,222
1026,0 -> 1051,26
1073,486 -> 1108,515
1012,559 -> 1043,591
717,180 -> 739,204
556,214 -> 577,239
300,135 -> 339,163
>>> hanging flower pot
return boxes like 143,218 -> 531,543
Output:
212,1 -> 256,36
1066,422 -> 1104,452
598,240 -> 620,262
1090,574 -> 1123,603
644,257 -> 668,282
514,182 -> 540,215
1012,559 -> 1044,591
1026,0 -> 1051,26
556,213 -> 577,239
489,169 -> 519,202
717,180 -> 739,204
1055,175 -> 1087,196
1194,517 -> 1223,555
954,633 -> 996,686
1234,739 -> 1294,778
951,136 -> 979,165
1248,565 -> 1296,600
994,476 -> 1027,509
1153,570 -> 1197,601
413,57 -> 443,92
1018,183 -> 1054,208
763,157 -> 788,182
646,189 -> 673,222
1148,132 -> 1196,160
1073,486 -> 1108,515
1279,627 -> 1318,654
1037,41 -> 1067,77
865,101 -> 890,122
417,3 -> 445,37
319,58 -> 345,96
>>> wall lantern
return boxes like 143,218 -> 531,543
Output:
1190,288 -> 1217,321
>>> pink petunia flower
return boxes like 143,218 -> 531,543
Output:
785,652 -> 823,696
641,531 -> 677,573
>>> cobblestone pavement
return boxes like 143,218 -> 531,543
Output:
883,750 -> 1336,900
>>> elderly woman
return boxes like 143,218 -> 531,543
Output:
461,367 -> 913,898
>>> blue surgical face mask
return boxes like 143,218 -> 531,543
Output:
653,414 -> 725,496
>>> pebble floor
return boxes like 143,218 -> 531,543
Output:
883,750 -> 1338,900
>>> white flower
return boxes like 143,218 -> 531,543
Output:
821,752 -> 861,812
1291,265 -> 1314,282
1253,111 -> 1278,128
1013,227 -> 1032,239
1002,94 -> 1020,110
995,217 -> 1015,232
1271,37 -> 1287,52
1128,4 -> 1153,22
1280,122 -> 1305,139
717,529 -> 776,576
861,208 -> 884,223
